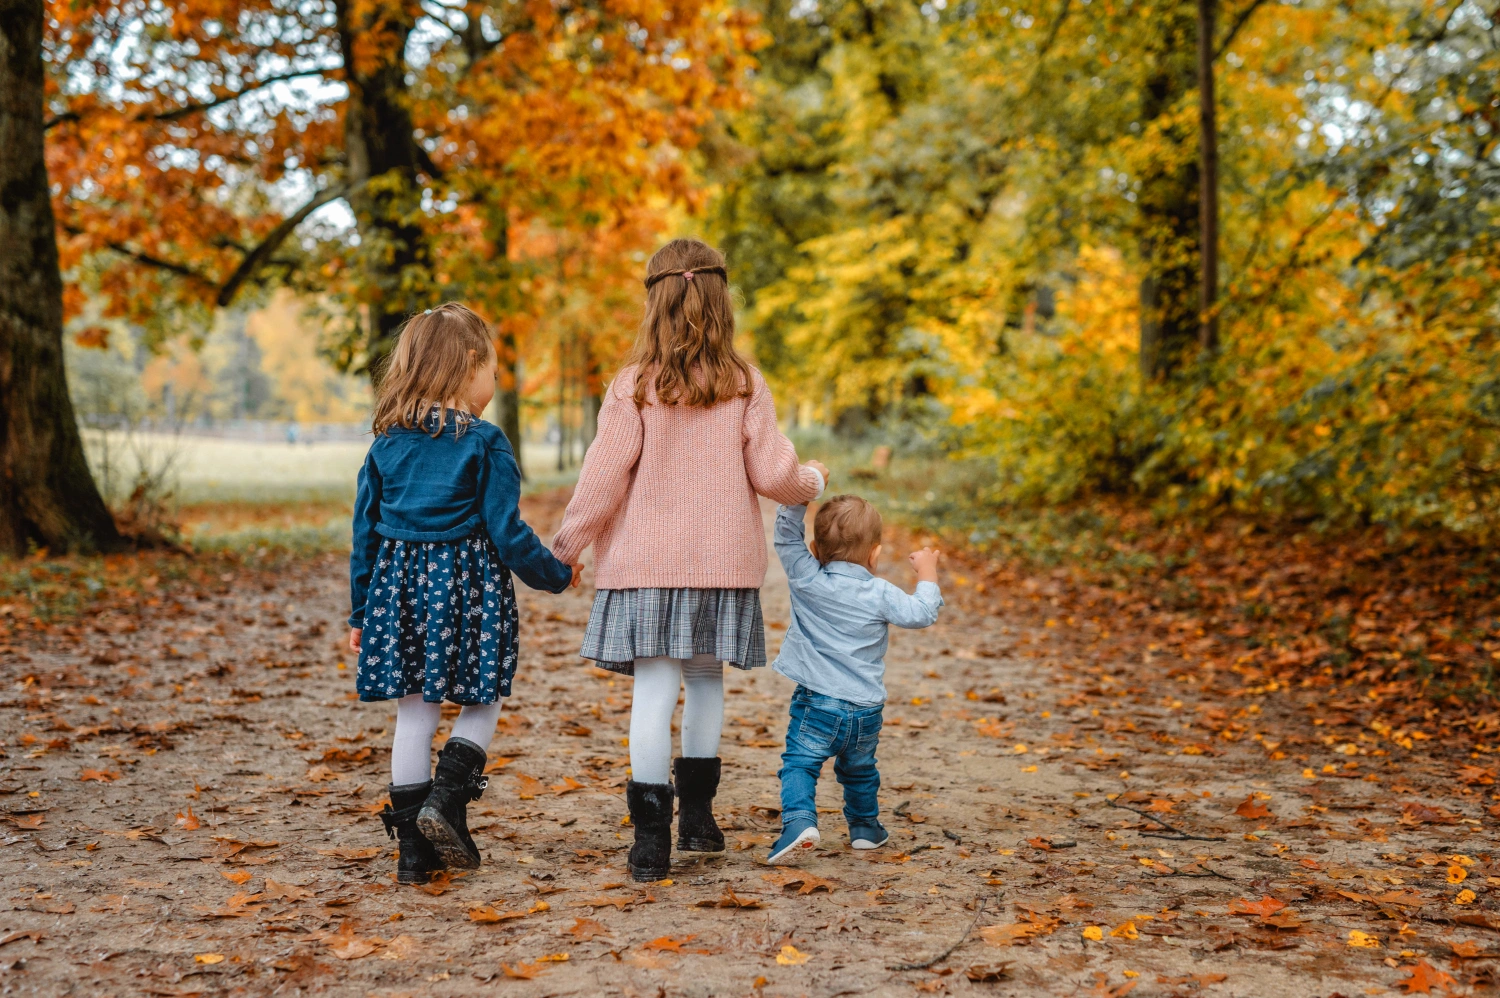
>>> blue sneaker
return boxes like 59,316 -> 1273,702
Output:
848,821 -> 888,850
767,820 -> 820,864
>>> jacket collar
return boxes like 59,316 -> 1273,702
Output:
825,561 -> 873,580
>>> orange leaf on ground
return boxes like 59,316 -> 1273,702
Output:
317,847 -> 380,861
1260,911 -> 1304,930
79,769 -> 119,783
643,935 -> 696,952
761,871 -> 836,895
514,774 -> 545,799
1228,896 -> 1286,917
569,895 -> 634,911
501,962 -> 545,979
175,807 -> 201,830
981,920 -> 1059,947
695,887 -> 764,909
469,906 -> 526,923
1232,795 -> 1272,820
324,922 -> 379,960
220,871 -> 252,885
1396,961 -> 1457,994
567,917 -> 611,940
550,777 -> 586,795
263,879 -> 314,901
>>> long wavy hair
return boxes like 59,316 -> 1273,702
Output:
371,303 -> 495,437
625,238 -> 752,408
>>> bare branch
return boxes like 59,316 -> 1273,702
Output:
105,242 -> 214,286
1214,0 -> 1267,62
1105,798 -> 1228,842
151,70 -> 338,122
216,181 -> 365,308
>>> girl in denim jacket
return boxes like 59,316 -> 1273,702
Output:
348,304 -> 577,884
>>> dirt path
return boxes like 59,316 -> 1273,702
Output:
1,495 -> 1497,997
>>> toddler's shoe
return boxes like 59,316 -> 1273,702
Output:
848,821 -> 889,850
767,819 -> 820,864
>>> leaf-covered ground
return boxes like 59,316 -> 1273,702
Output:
1,493 -> 1497,997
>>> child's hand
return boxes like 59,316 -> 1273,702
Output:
908,547 -> 941,583
806,460 -> 830,487
570,564 -> 583,589
349,627 -> 362,652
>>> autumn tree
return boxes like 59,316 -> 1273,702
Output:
46,0 -> 752,459
0,0 -> 121,555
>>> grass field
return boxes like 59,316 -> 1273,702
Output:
81,430 -> 583,553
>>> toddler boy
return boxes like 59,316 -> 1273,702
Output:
768,493 -> 943,863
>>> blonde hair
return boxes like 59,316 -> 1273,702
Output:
371,303 -> 495,437
625,237 -> 752,408
813,495 -> 883,566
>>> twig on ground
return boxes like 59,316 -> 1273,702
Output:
1106,798 -> 1226,842
1161,861 -> 1237,882
888,896 -> 988,971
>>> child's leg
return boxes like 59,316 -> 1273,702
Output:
676,655 -> 726,853
776,694 -> 831,832
834,710 -> 884,835
629,657 -> 683,785
679,654 -> 724,759
391,694 -> 442,785
770,693 -> 832,862
450,701 -> 503,750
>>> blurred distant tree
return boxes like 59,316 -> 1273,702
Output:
0,0 -> 121,554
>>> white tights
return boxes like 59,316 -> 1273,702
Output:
629,655 -> 724,785
390,695 -> 503,786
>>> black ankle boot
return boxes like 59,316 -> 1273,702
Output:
417,737 -> 488,869
381,781 -> 445,885
626,780 -> 674,882
673,757 -> 725,853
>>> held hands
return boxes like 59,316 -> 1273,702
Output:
348,627 -> 362,652
570,564 -> 583,589
805,460 -> 830,489
908,547 -> 941,584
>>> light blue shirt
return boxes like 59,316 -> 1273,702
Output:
771,503 -> 944,707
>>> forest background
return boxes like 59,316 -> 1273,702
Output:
5,0 -> 1500,723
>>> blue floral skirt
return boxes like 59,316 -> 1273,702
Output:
356,533 -> 518,704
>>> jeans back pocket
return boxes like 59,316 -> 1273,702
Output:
790,703 -> 844,757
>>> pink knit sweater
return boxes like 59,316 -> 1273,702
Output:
551,365 -> 821,590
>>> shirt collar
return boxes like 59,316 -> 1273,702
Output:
825,561 -> 873,580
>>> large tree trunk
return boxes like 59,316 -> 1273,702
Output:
1136,0 -> 1202,381
0,0 -> 121,555
334,0 -> 433,378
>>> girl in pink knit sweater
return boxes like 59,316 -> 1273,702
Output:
551,238 -> 827,881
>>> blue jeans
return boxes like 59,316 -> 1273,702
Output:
778,686 -> 884,831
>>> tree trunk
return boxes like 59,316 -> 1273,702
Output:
1136,0 -> 1202,381
0,0 -> 122,555
334,0 -> 432,377
1197,0 -> 1220,352
494,325 -> 525,475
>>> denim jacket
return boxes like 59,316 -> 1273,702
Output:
771,503 -> 943,706
349,412 -> 571,626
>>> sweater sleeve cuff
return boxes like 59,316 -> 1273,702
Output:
807,466 -> 825,498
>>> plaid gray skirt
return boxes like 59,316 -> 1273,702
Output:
579,588 -> 765,675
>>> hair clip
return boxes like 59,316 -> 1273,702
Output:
682,271 -> 694,281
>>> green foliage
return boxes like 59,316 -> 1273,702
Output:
716,0 -> 1500,537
